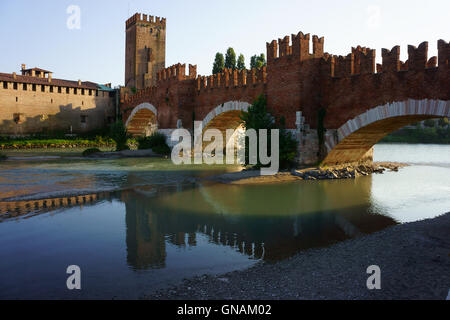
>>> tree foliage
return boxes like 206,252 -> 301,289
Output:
225,47 -> 237,70
237,54 -> 246,70
250,54 -> 267,70
212,52 -> 225,74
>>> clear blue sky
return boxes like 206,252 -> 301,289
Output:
0,0 -> 448,87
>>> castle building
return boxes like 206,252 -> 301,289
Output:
125,13 -> 166,90
0,64 -> 118,136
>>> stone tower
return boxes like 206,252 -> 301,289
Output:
125,13 -> 166,90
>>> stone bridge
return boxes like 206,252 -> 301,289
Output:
121,33 -> 449,165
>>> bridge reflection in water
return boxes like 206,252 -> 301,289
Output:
0,176 -> 397,270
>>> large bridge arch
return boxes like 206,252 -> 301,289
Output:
322,99 -> 450,165
125,103 -> 158,137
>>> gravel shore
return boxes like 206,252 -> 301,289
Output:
147,212 -> 450,300
206,162 -> 408,185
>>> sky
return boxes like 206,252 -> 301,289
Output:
0,0 -> 448,87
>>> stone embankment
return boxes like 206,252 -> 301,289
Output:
208,162 -> 407,185
293,162 -> 407,180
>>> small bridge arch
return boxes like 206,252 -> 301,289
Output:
200,101 -> 251,149
323,99 -> 450,165
125,103 -> 158,136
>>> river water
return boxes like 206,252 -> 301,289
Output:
0,144 -> 449,299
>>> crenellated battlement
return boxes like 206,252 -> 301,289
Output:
438,39 -> 449,67
408,42 -> 428,71
156,63 -> 197,83
266,32 -> 324,63
196,67 -> 266,92
351,46 -> 376,74
126,12 -> 166,29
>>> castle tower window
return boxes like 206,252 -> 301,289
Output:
81,89 -> 85,95
41,85 -> 45,92
23,84 -> 27,91
66,87 -> 69,94
74,88 -> 77,94
58,87 -> 62,93
88,89 -> 92,96
95,90 -> 98,96
13,83 -> 17,90
51,99 -> 53,104
16,97 -> 18,102
32,84 -> 36,92
80,115 -> 87,124
3,82 -> 7,89
49,86 -> 53,93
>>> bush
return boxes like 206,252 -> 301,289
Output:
152,144 -> 171,156
110,121 -> 130,151
0,153 -> 7,160
137,132 -> 168,150
82,148 -> 101,157
240,95 -> 298,169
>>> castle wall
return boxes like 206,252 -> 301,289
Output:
0,82 -> 116,135
121,16 -> 449,165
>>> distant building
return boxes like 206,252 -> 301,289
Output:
0,64 -> 118,136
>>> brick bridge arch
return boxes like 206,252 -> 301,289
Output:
199,101 -> 251,150
322,99 -> 450,165
125,102 -> 158,136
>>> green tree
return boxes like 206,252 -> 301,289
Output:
250,54 -> 267,70
237,54 -> 246,70
240,95 -> 297,169
225,47 -> 237,70
212,52 -> 225,74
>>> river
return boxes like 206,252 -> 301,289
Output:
0,143 -> 449,299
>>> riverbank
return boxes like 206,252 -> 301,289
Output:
207,162 -> 408,185
147,212 -> 450,300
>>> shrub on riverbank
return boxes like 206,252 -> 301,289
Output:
110,121 -> 130,151
0,138 -> 114,150
137,132 -> 167,150
82,148 -> 101,157
137,132 -> 171,155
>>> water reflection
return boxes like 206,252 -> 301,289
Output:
1,175 -> 398,270
123,177 -> 397,267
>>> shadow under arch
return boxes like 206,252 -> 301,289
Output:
125,102 -> 158,137
323,99 -> 449,165
200,101 -> 251,151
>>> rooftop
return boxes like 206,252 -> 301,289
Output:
0,65 -> 113,91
